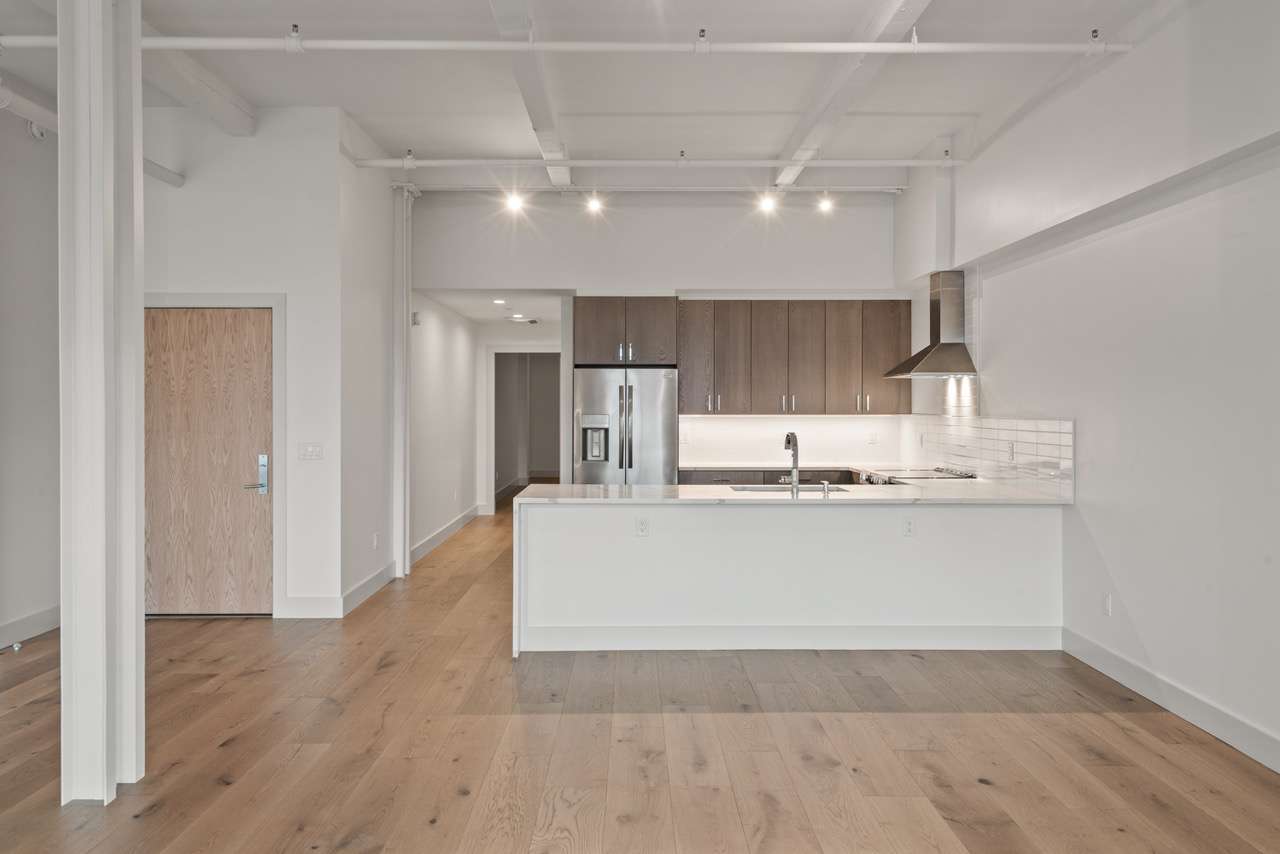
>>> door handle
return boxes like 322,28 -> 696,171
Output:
618,386 -> 626,468
626,385 -> 634,469
242,453 -> 269,494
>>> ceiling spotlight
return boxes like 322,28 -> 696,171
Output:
512,313 -> 524,319
817,196 -> 834,214
492,298 -> 506,305
586,195 -> 603,214
505,193 -> 524,212
757,194 -> 777,214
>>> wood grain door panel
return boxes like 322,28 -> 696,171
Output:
824,300 -> 863,413
787,301 -> 825,413
861,300 -> 913,415
712,301 -> 752,413
573,297 -> 626,365
750,300 -> 789,414
145,308 -> 272,614
677,300 -> 714,413
624,296 -> 678,365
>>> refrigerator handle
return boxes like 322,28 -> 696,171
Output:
626,384 -> 635,469
617,385 -> 626,469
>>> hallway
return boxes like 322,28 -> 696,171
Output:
2,500 -> 1279,853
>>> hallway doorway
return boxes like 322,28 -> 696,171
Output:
493,352 -> 561,504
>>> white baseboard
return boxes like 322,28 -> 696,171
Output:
411,505 -> 479,564
1064,629 -> 1280,774
274,596 -> 343,619
520,624 -> 1062,652
528,469 -> 558,479
342,560 -> 397,616
0,605 -> 59,648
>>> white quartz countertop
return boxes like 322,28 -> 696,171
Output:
515,477 -> 1071,506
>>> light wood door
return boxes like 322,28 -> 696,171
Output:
677,300 -> 714,413
573,297 -> 626,365
861,300 -> 913,414
787,301 -> 826,413
824,300 -> 863,413
750,300 -> 789,414
712,300 -> 752,413
145,308 -> 272,614
624,296 -> 678,365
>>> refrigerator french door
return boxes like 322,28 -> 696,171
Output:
573,368 -> 678,485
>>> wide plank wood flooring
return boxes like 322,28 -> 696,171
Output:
2,494 -> 1279,853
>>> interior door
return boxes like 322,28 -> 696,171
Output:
145,307 -> 272,614
787,301 -> 826,413
750,300 -> 789,414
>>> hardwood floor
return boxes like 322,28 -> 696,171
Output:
3,495 -> 1279,852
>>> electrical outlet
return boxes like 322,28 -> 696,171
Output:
1007,441 -> 1016,463
635,517 -> 650,538
902,518 -> 914,538
1104,593 -> 1113,617
298,442 -> 324,461
372,532 -> 379,550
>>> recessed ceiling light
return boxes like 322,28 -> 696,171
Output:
505,193 -> 524,212
817,196 -> 834,214
492,298 -> 506,304
512,313 -> 524,319
586,195 -> 603,214
757,194 -> 777,214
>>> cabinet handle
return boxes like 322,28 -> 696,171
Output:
791,394 -> 796,412
628,342 -> 634,361
866,393 -> 872,413
716,394 -> 721,411
779,394 -> 785,413
857,392 -> 862,413
617,343 -> 623,361
706,393 -> 712,412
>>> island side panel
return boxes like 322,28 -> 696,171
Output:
517,502 -> 1062,651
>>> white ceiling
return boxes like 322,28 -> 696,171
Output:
427,289 -> 566,324
0,0 -> 1158,182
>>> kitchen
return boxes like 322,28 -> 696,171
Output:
515,274 -> 1071,654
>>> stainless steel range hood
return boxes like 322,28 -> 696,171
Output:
885,270 -> 977,379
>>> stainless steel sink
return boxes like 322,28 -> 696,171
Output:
729,484 -> 848,493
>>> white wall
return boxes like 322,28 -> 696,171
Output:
679,416 -> 904,468
955,0 -> 1280,264
410,293 -> 479,554
527,353 -> 560,476
145,107 -> 345,615
415,192 -> 895,293
338,143 -> 395,597
977,153 -> 1280,768
0,108 -> 60,645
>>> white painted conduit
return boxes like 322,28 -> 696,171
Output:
356,157 -> 961,169
410,185 -> 905,194
0,33 -> 1132,56
0,80 -> 186,187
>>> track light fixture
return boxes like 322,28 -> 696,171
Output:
505,193 -> 524,212
757,194 -> 777,214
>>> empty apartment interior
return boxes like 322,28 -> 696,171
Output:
1,0 -> 1279,851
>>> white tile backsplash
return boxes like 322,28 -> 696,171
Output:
679,415 -> 906,467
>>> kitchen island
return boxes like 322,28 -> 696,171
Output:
512,470 -> 1070,656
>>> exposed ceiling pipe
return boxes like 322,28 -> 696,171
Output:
356,157 -> 960,169
0,78 -> 187,187
409,185 -> 905,194
0,33 -> 1132,56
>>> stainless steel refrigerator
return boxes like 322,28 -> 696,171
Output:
573,368 -> 678,485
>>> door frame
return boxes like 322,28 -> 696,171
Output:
478,342 -> 561,515
143,293 -> 287,617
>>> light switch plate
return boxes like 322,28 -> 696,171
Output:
298,442 -> 324,460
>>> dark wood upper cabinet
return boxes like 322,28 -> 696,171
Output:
624,297 -> 677,365
824,300 -> 864,414
750,301 -> 789,414
713,301 -> 752,413
787,301 -> 826,413
861,300 -> 913,414
573,296 -> 626,365
677,300 -> 714,414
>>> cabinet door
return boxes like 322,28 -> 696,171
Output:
680,470 -> 763,485
824,301 -> 863,413
712,301 -> 752,413
861,300 -> 912,414
787,301 -> 825,413
677,300 -> 714,414
750,301 -> 789,414
625,297 -> 678,365
573,297 -> 625,365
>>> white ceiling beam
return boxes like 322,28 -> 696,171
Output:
774,0 -> 934,187
23,0 -> 256,136
489,0 -> 570,186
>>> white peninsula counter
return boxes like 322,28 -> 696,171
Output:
512,474 -> 1070,656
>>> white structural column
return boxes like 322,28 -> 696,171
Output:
774,0 -> 933,187
489,0 -> 571,186
390,184 -> 419,578
57,0 -> 146,803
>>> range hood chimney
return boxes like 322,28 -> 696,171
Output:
885,270 -> 977,379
